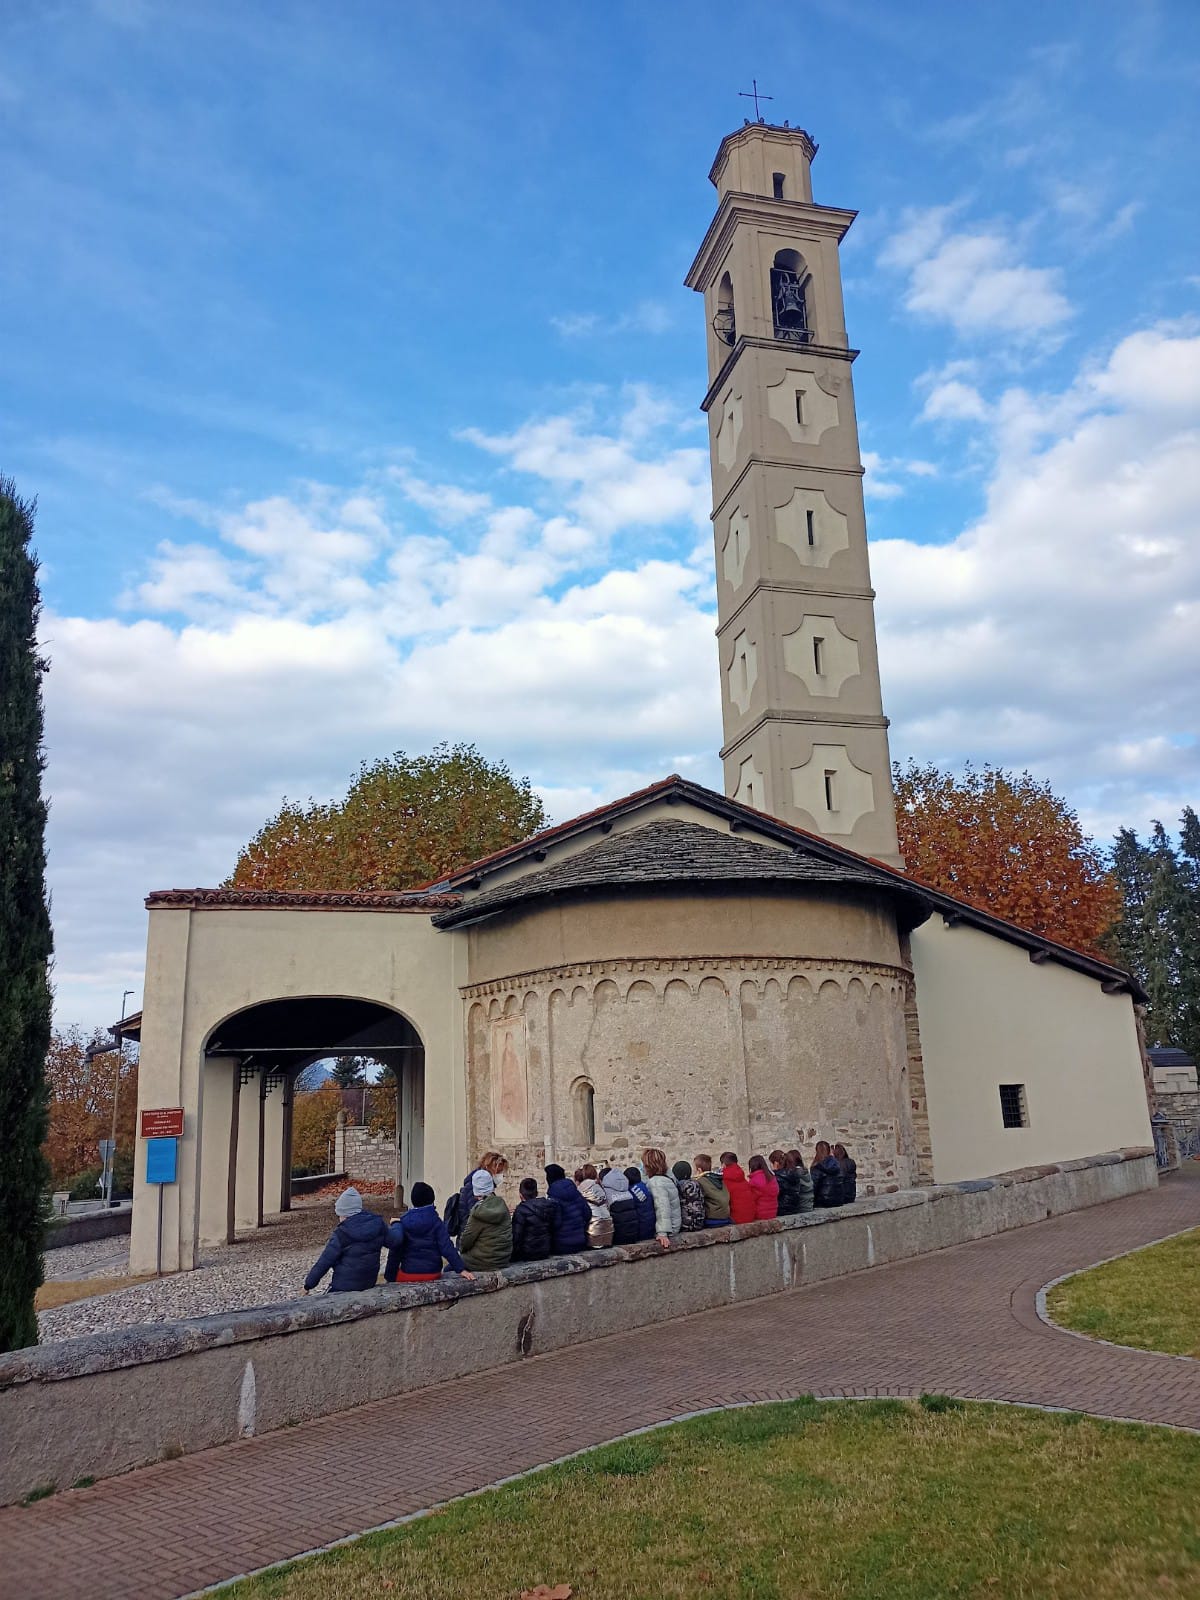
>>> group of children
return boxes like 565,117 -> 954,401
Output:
303,1140 -> 858,1294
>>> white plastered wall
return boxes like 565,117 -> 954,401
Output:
910,917 -> 1153,1183
130,906 -> 466,1274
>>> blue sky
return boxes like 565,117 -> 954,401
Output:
3,0 -> 1198,1029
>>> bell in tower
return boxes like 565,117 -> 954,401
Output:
685,117 -> 902,867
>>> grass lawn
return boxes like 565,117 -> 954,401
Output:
225,1398 -> 1200,1600
34,1274 -> 154,1311
1046,1227 -> 1200,1358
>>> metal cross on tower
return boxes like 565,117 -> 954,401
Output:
739,79 -> 773,121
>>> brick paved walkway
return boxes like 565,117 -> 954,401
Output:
3,1168 -> 1199,1600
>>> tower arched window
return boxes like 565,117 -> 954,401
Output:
712,271 -> 736,347
572,1078 -> 596,1147
771,248 -> 812,344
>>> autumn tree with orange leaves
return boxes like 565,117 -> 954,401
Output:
893,760 -> 1122,955
43,1026 -> 139,1187
226,743 -> 548,893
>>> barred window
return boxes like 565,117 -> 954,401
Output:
999,1083 -> 1028,1129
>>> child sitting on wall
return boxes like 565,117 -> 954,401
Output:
720,1153 -> 756,1225
384,1182 -> 474,1283
693,1154 -> 732,1227
511,1177 -> 557,1263
458,1170 -> 514,1270
671,1160 -> 707,1231
577,1176 -> 614,1248
623,1166 -> 658,1241
303,1186 -> 390,1295
601,1167 -> 640,1245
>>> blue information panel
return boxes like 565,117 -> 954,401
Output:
145,1136 -> 178,1185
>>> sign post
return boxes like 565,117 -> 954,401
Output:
141,1110 -> 184,1276
97,1138 -> 116,1204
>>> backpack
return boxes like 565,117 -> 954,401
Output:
677,1177 -> 706,1231
442,1190 -> 462,1236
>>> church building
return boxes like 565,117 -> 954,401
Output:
124,120 -> 1153,1277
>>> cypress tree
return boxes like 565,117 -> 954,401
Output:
0,479 -> 53,1351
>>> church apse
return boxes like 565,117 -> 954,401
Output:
459,882 -> 919,1193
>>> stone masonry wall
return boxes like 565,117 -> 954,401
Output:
339,1126 -> 398,1185
464,953 -> 919,1193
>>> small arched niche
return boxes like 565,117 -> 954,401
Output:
571,1077 -> 596,1147
713,270 -> 736,347
771,248 -> 812,344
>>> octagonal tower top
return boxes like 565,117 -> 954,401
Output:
709,122 -> 819,205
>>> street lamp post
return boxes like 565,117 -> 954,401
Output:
106,990 -> 135,1206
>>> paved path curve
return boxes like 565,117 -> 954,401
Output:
4,1168 -> 1199,1600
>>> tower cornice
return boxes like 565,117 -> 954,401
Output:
700,335 -> 859,414
720,709 -> 892,762
715,579 -> 878,638
711,456 -> 865,525
686,195 -> 857,292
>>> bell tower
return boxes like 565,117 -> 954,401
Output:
686,121 -> 902,866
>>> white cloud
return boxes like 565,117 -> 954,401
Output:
551,300 -> 674,340
881,206 -> 1072,339
41,332 -> 1200,1029
873,322 -> 1200,836
861,451 -> 939,500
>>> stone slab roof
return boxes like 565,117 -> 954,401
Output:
431,818 -> 925,929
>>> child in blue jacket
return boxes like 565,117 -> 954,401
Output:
623,1166 -> 658,1241
384,1182 -> 475,1282
303,1187 -> 390,1294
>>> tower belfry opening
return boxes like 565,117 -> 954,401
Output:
685,118 -> 902,865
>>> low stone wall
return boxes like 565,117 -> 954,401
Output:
289,1172 -> 347,1198
0,1148 -> 1155,1505
43,1208 -> 132,1251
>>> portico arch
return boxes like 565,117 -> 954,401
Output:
198,996 -> 425,1247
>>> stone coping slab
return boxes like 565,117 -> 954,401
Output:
2,1146 -> 1151,1389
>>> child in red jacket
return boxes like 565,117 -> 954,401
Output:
720,1152 -> 756,1225
747,1153 -> 779,1220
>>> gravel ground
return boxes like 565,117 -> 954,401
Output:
42,1237 -> 133,1283
36,1200 -> 376,1344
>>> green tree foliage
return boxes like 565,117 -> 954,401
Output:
226,742 -> 549,892
326,1056 -> 369,1088
1112,809 -> 1200,1060
0,480 -> 53,1351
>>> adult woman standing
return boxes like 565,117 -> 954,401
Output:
641,1148 -> 681,1247
453,1150 -> 509,1235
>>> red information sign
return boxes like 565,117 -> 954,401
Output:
141,1107 -> 184,1139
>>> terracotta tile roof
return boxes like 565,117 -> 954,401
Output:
144,887 -> 461,912
432,818 -> 927,929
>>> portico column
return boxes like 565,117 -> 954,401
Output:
280,1073 -> 295,1212
234,1070 -> 263,1231
198,1057 -> 239,1245
262,1080 -> 286,1218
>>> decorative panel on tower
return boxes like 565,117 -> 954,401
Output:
686,120 -> 902,865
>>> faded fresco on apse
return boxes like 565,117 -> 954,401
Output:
491,1015 -> 529,1142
